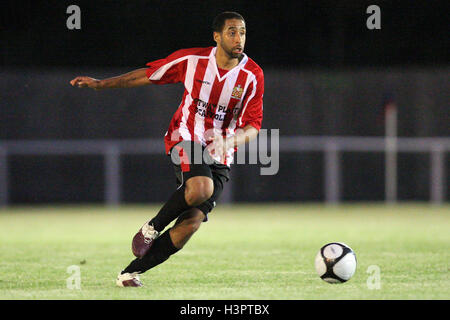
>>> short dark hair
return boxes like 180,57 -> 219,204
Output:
212,11 -> 245,33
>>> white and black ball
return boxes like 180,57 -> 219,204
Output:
315,242 -> 357,283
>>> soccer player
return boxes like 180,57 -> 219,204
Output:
70,11 -> 264,287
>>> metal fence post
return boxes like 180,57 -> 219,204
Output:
385,106 -> 398,204
430,143 -> 445,205
324,142 -> 341,204
0,146 -> 8,208
104,144 -> 121,207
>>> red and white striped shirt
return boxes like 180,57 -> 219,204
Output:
146,46 -> 264,165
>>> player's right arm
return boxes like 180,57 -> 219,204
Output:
70,68 -> 151,90
71,48 -> 195,89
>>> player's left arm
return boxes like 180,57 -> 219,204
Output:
225,124 -> 259,147
207,124 -> 259,160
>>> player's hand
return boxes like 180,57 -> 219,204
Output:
70,76 -> 101,89
206,135 -> 232,162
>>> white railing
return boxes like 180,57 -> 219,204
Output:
0,136 -> 448,207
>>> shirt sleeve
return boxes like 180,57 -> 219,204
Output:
237,71 -> 264,130
145,49 -> 188,85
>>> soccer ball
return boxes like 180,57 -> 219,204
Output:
315,242 -> 357,283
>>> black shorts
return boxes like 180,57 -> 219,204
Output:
169,141 -> 230,221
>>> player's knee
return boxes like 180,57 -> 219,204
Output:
185,178 -> 214,206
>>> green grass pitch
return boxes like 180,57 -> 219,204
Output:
0,204 -> 448,299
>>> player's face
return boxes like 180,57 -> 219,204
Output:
215,19 -> 246,59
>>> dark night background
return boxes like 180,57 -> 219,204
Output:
1,0 -> 449,204
2,0 -> 449,68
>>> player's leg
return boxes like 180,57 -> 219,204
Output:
117,171 -> 228,286
169,169 -> 228,249
131,175 -> 213,256
150,175 -> 213,230
169,207 -> 205,248
152,141 -> 215,226
118,208 -> 205,278
132,141 -> 214,258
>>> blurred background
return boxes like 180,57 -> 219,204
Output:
1,0 -> 449,206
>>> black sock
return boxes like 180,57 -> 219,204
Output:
149,186 -> 190,232
122,229 -> 180,274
